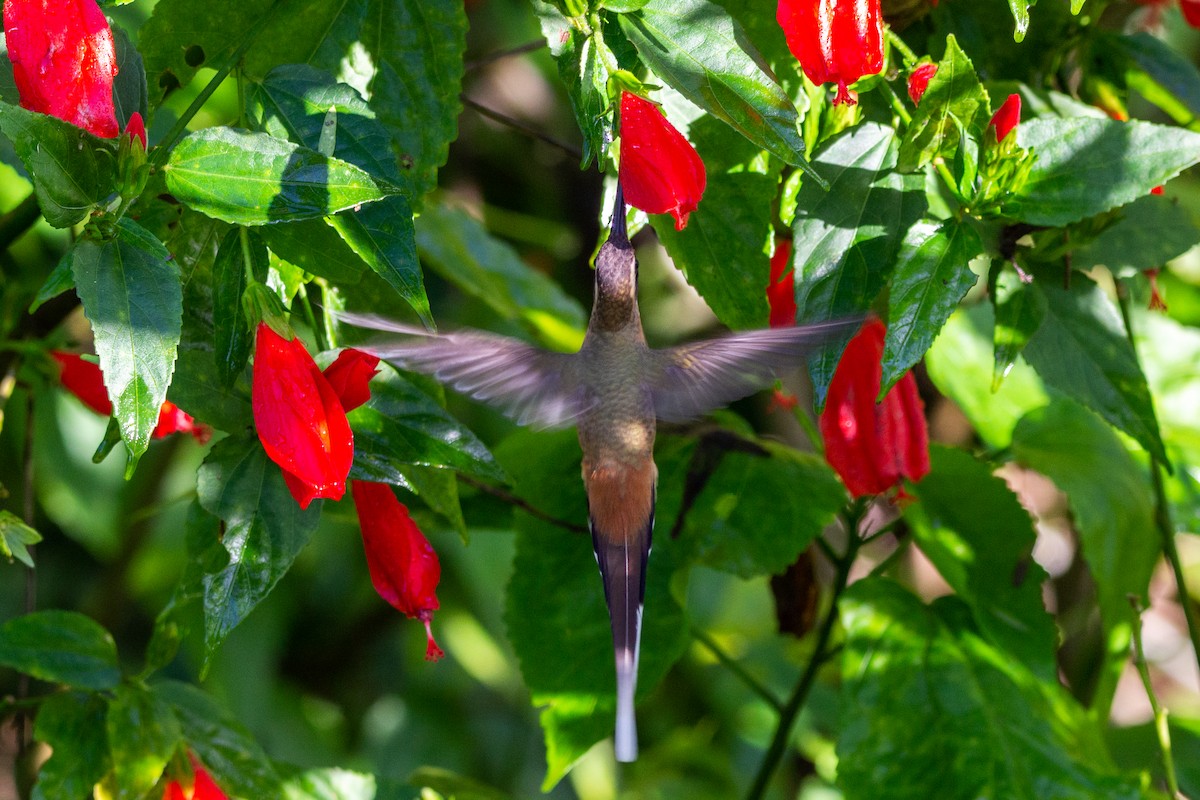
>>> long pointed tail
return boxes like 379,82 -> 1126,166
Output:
589,482 -> 654,762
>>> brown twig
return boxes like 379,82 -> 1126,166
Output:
461,96 -> 584,161
458,474 -> 588,534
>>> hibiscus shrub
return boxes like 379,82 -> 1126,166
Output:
2,0 -> 1200,798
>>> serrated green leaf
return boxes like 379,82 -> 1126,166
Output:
0,611 -> 119,690
0,510 -> 41,567
156,680 -> 283,799
347,363 -> 505,484
212,228 -> 261,386
258,220 -> 367,283
32,692 -> 111,800
139,0 -> 274,98
1004,118 -> 1200,226
791,122 -> 927,406
106,683 -> 182,800
1109,32 -> 1200,124
498,430 -> 689,789
899,35 -> 989,172
925,305 -> 1049,449
618,0 -> 810,169
905,446 -> 1056,680
111,26 -> 148,131
1071,194 -> 1200,274
328,198 -> 431,328
414,202 -> 587,350
651,111 -> 780,330
838,578 -> 1143,800
71,218 -> 183,474
30,250 -> 75,313
399,465 -> 467,541
197,434 -> 323,657
1012,399 -> 1158,716
1022,269 -> 1167,464
991,267 -> 1047,390
0,102 -> 117,227
883,219 -> 983,394
676,443 -> 844,578
165,127 -> 397,225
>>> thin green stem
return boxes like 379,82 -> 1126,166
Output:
790,398 -> 825,455
877,79 -> 962,204
692,628 -> 784,713
0,194 -> 42,251
296,285 -> 327,352
1116,286 -> 1200,681
1131,597 -> 1180,797
745,509 -> 864,800
885,28 -> 919,66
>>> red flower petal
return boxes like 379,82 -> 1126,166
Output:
819,319 -> 929,498
352,480 -> 443,659
190,765 -> 230,800
618,92 -> 707,231
1182,0 -> 1200,27
52,351 -> 112,416
907,62 -> 938,105
777,0 -> 884,107
3,0 -> 119,137
322,348 -> 381,413
767,239 -> 797,329
252,324 -> 353,508
989,93 -> 1022,143
124,111 -> 146,149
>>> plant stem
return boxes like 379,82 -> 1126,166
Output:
744,511 -> 863,800
692,628 -> 784,713
461,96 -> 584,161
17,392 -> 36,752
876,79 -> 962,204
0,194 -> 42,251
1116,286 -> 1200,681
790,399 -> 824,455
457,475 -> 588,534
885,28 -> 919,66
465,39 -> 546,73
1131,597 -> 1180,797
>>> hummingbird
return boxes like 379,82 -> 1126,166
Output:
340,186 -> 857,762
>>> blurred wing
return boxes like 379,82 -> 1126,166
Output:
337,312 -> 590,429
648,320 -> 862,422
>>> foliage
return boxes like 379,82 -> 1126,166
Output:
2,0 -> 1200,798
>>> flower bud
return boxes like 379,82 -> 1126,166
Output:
766,239 -> 796,329
989,93 -> 1022,143
3,0 -> 119,137
618,91 -> 707,231
907,62 -> 938,105
777,0 -> 884,106
819,319 -> 930,498
163,759 -> 228,800
251,324 -> 353,509
352,480 -> 444,661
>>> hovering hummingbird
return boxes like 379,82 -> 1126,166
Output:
340,187 -> 857,762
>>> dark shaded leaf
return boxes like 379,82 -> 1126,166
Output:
329,198 -> 431,328
0,611 -> 119,690
212,228 -> 262,386
106,683 -> 182,800
33,692 -> 110,800
1071,194 -> 1200,274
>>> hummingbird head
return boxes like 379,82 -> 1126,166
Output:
591,185 -> 639,331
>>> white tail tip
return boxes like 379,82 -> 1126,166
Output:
614,655 -> 638,762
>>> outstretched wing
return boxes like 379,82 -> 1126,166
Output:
337,312 -> 591,429
648,319 -> 862,422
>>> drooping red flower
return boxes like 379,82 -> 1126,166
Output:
1181,0 -> 1200,27
251,324 -> 353,509
777,0 -> 884,106
322,349 -> 381,413
3,0 -> 119,138
907,62 -> 938,105
618,91 -> 707,231
819,319 -> 929,498
767,239 -> 797,329
162,760 -> 229,800
989,93 -> 1022,143
352,480 -> 444,661
52,351 -> 209,441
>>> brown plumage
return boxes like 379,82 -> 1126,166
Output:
339,187 -> 857,761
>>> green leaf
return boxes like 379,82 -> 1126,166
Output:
675,442 -> 844,578
1022,269 -> 1167,464
905,446 -> 1057,680
408,768 -> 511,800
156,680 -> 283,799
618,0 -> 811,170
165,127 -> 397,226
328,198 -> 431,328
838,578 -> 1143,800
71,218 -> 183,474
212,228 -> 261,386
927,304 -> 1050,450
1008,0 -> 1030,41
258,220 -> 367,283
0,611 -> 119,691
347,363 -> 505,484
1004,117 -> 1200,226
281,768 -> 421,800
991,267 -> 1047,390
0,102 -> 117,227
399,465 -> 467,541
414,202 -> 588,350
1109,32 -> 1200,124
30,250 -> 76,313
898,35 -> 989,172
1011,399 -> 1159,715
0,510 -> 41,567
651,108 -> 780,330
1071,194 -> 1200,274
791,122 -> 927,405
883,219 -> 983,393
106,682 -> 182,800
498,430 -> 689,788
197,434 -> 323,657
140,0 -> 274,98
32,692 -> 111,800
111,26 -> 148,131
